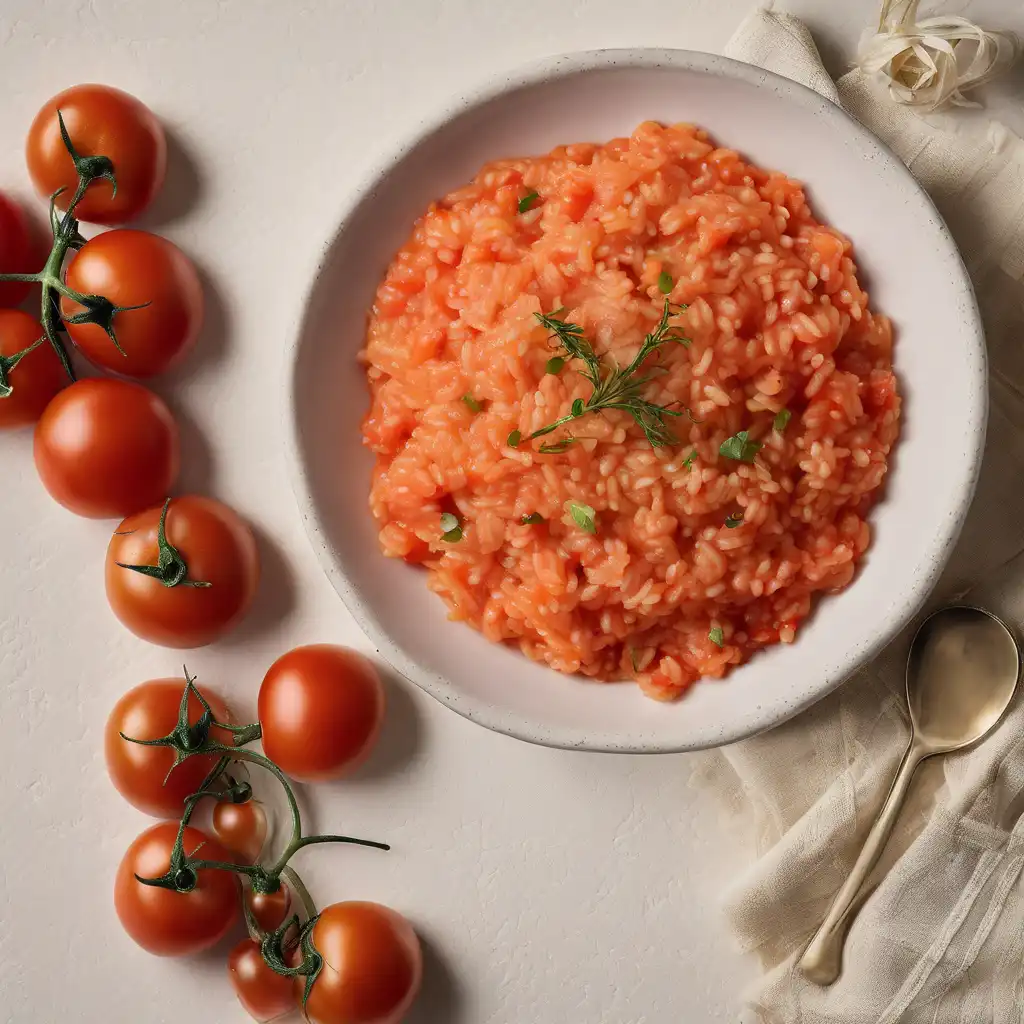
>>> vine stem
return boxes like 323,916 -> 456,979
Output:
207,744 -> 305,875
281,865 -> 318,921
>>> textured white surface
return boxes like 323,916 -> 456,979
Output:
0,2 -> 1020,1022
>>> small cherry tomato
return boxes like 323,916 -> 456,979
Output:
62,230 -> 204,377
213,798 -> 269,864
229,938 -> 296,1022
301,902 -> 422,1024
258,646 -> 385,783
34,377 -> 179,518
26,85 -> 166,224
245,885 -> 291,935
0,310 -> 65,429
105,495 -> 260,648
114,822 -> 239,956
105,678 -> 232,818
0,192 -> 40,307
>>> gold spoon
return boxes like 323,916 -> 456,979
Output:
799,605 -> 1021,986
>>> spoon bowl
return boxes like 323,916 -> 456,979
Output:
799,605 -> 1021,985
907,606 -> 1021,754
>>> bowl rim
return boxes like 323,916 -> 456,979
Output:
284,47 -> 987,754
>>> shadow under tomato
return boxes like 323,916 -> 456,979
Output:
135,126 -> 205,231
221,521 -> 300,646
347,665 -> 426,783
166,396 -> 217,496
162,259 -> 232,384
405,930 -> 466,1024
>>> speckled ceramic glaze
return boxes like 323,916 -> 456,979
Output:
286,49 -> 986,753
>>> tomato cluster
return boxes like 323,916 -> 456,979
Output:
3,88 -> 422,1023
107,652 -> 419,1023
0,85 -> 256,648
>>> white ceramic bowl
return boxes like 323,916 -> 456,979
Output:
287,49 -> 985,753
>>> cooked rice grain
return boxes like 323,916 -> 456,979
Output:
361,122 -> 900,701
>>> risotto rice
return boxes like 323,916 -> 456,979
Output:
360,121 -> 900,701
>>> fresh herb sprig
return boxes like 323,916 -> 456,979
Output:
528,301 -> 691,450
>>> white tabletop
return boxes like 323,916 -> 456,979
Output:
2,2 -> 1021,1021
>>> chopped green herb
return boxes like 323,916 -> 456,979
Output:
629,647 -> 641,672
545,356 -> 565,375
527,300 -> 692,450
518,191 -> 540,213
520,513 -> 544,525
568,501 -> 597,534
773,408 -> 792,432
719,430 -> 763,463
538,437 -> 577,454
724,512 -> 744,528
462,393 -> 484,413
657,270 -> 673,295
682,450 -> 697,471
507,430 -> 522,448
709,626 -> 724,648
440,513 -> 462,543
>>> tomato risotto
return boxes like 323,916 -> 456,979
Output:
360,121 -> 899,700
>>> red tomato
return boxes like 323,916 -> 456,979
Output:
26,85 -> 166,225
301,903 -> 422,1024
212,799 -> 269,864
104,678 -> 232,818
61,230 -> 203,377
105,495 -> 260,648
114,822 -> 239,956
33,378 -> 179,518
0,310 -> 65,429
246,885 -> 291,935
229,938 -> 296,1023
258,646 -> 385,783
0,192 -> 40,307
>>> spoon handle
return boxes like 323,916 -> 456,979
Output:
798,740 -> 925,985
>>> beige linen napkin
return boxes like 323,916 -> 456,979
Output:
701,7 -> 1024,1023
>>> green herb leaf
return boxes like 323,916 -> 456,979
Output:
527,300 -> 691,450
462,393 -> 484,413
518,191 -> 540,214
568,501 -> 597,534
773,408 -> 792,432
545,356 -> 565,375
719,430 -> 763,463
440,513 -> 462,543
709,626 -> 724,648
507,430 -> 522,448
657,271 -> 673,295
724,512 -> 744,528
629,647 -> 641,672
538,438 -> 577,454
682,450 -> 697,471
520,513 -> 544,525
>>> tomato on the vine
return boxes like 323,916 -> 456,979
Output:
246,885 -> 291,934
229,938 -> 297,1023
61,229 -> 204,378
213,798 -> 269,864
114,822 -> 239,956
34,378 -> 179,518
26,84 -> 166,225
301,903 -> 422,1024
258,646 -> 385,783
105,495 -> 260,648
0,310 -> 65,429
0,192 -> 39,308
104,678 -> 232,818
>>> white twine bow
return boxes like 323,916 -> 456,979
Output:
857,0 -> 1019,111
